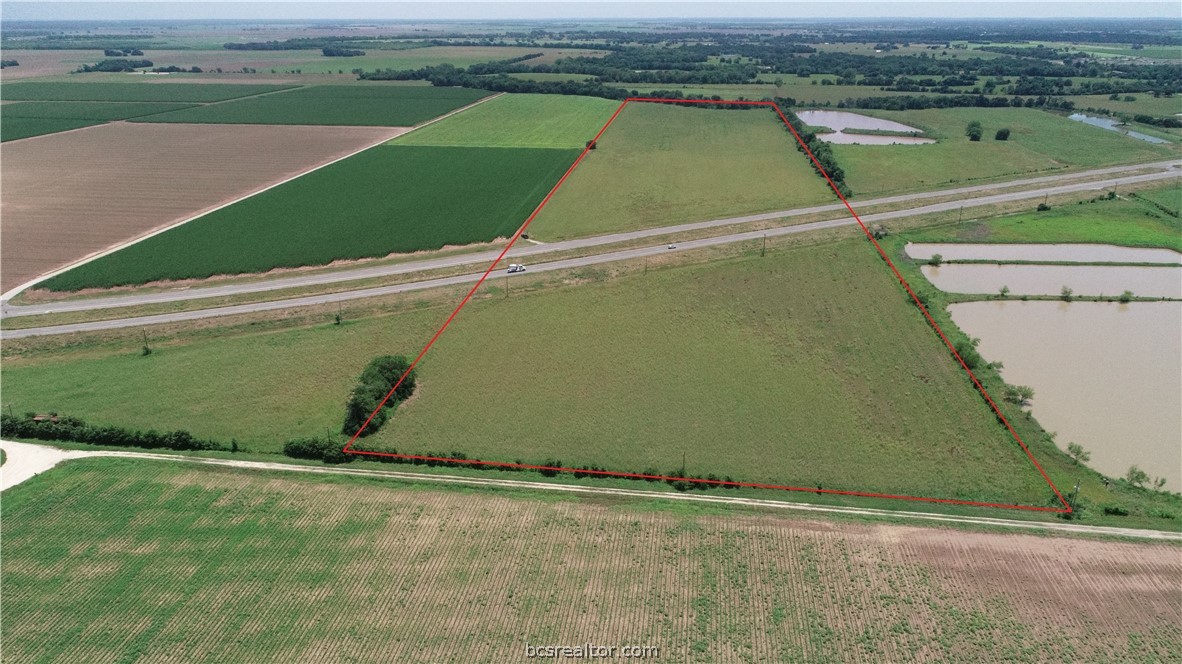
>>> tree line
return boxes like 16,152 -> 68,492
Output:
1,413 -> 230,452
75,58 -> 153,73
776,105 -> 853,198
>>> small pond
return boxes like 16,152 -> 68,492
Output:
906,242 -> 1182,265
922,264 -> 1182,298
796,110 -> 935,145
950,301 -> 1181,491
1068,113 -> 1170,144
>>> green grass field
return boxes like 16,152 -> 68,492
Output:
0,117 -> 103,141
1073,44 -> 1182,60
7,239 -> 1050,505
41,144 -> 579,289
1069,93 -> 1182,119
831,107 -> 1179,197
1135,183 -> 1182,216
528,102 -> 836,241
906,184 -> 1182,251
132,85 -> 491,126
392,93 -> 620,148
0,82 -> 294,102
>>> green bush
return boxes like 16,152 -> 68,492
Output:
953,339 -> 983,370
343,355 -> 417,437
283,436 -> 352,464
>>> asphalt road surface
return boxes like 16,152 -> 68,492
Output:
2,161 -> 1177,339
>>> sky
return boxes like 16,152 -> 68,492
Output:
3,1 -> 1180,21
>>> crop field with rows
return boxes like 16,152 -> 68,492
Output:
0,82 -> 296,102
1,123 -> 405,291
132,85 -> 491,126
2,459 -> 1178,663
40,143 -> 579,289
1,101 -> 198,141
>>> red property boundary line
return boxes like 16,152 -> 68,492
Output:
343,97 -> 1072,515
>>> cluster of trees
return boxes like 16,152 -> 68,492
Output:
103,47 -> 143,56
75,58 -> 152,73
342,355 -> 418,437
467,47 -> 761,85
322,47 -> 365,57
360,64 -> 631,100
834,93 -> 1076,111
778,105 -> 852,198
0,60 -> 18,68
1132,113 -> 1182,128
0,413 -> 229,452
151,65 -> 202,73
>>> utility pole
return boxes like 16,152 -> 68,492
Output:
1069,480 -> 1081,512
761,234 -> 767,257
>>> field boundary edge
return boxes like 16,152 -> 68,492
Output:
342,97 -> 1073,515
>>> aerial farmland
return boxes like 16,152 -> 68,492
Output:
2,10 -> 1180,663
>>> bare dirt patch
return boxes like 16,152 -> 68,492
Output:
0,50 -> 98,79
0,122 -> 410,292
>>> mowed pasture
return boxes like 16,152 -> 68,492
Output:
133,85 -> 492,126
3,459 -> 1179,663
1068,93 -> 1182,119
41,144 -> 578,289
829,107 -> 1180,197
1,101 -> 198,141
0,123 -> 408,292
528,102 -> 835,241
0,81 -> 295,102
7,240 -> 1048,506
392,93 -> 621,148
906,183 -> 1182,251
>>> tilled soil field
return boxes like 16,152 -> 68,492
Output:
3,458 -> 1178,663
0,122 -> 409,292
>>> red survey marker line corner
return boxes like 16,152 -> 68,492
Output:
341,97 -> 1071,515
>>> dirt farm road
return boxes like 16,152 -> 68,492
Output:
2,161 -> 1178,339
4,158 -> 1178,322
2,439 -> 1178,541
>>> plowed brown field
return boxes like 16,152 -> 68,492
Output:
0,122 -> 409,292
2,458 -> 1178,663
